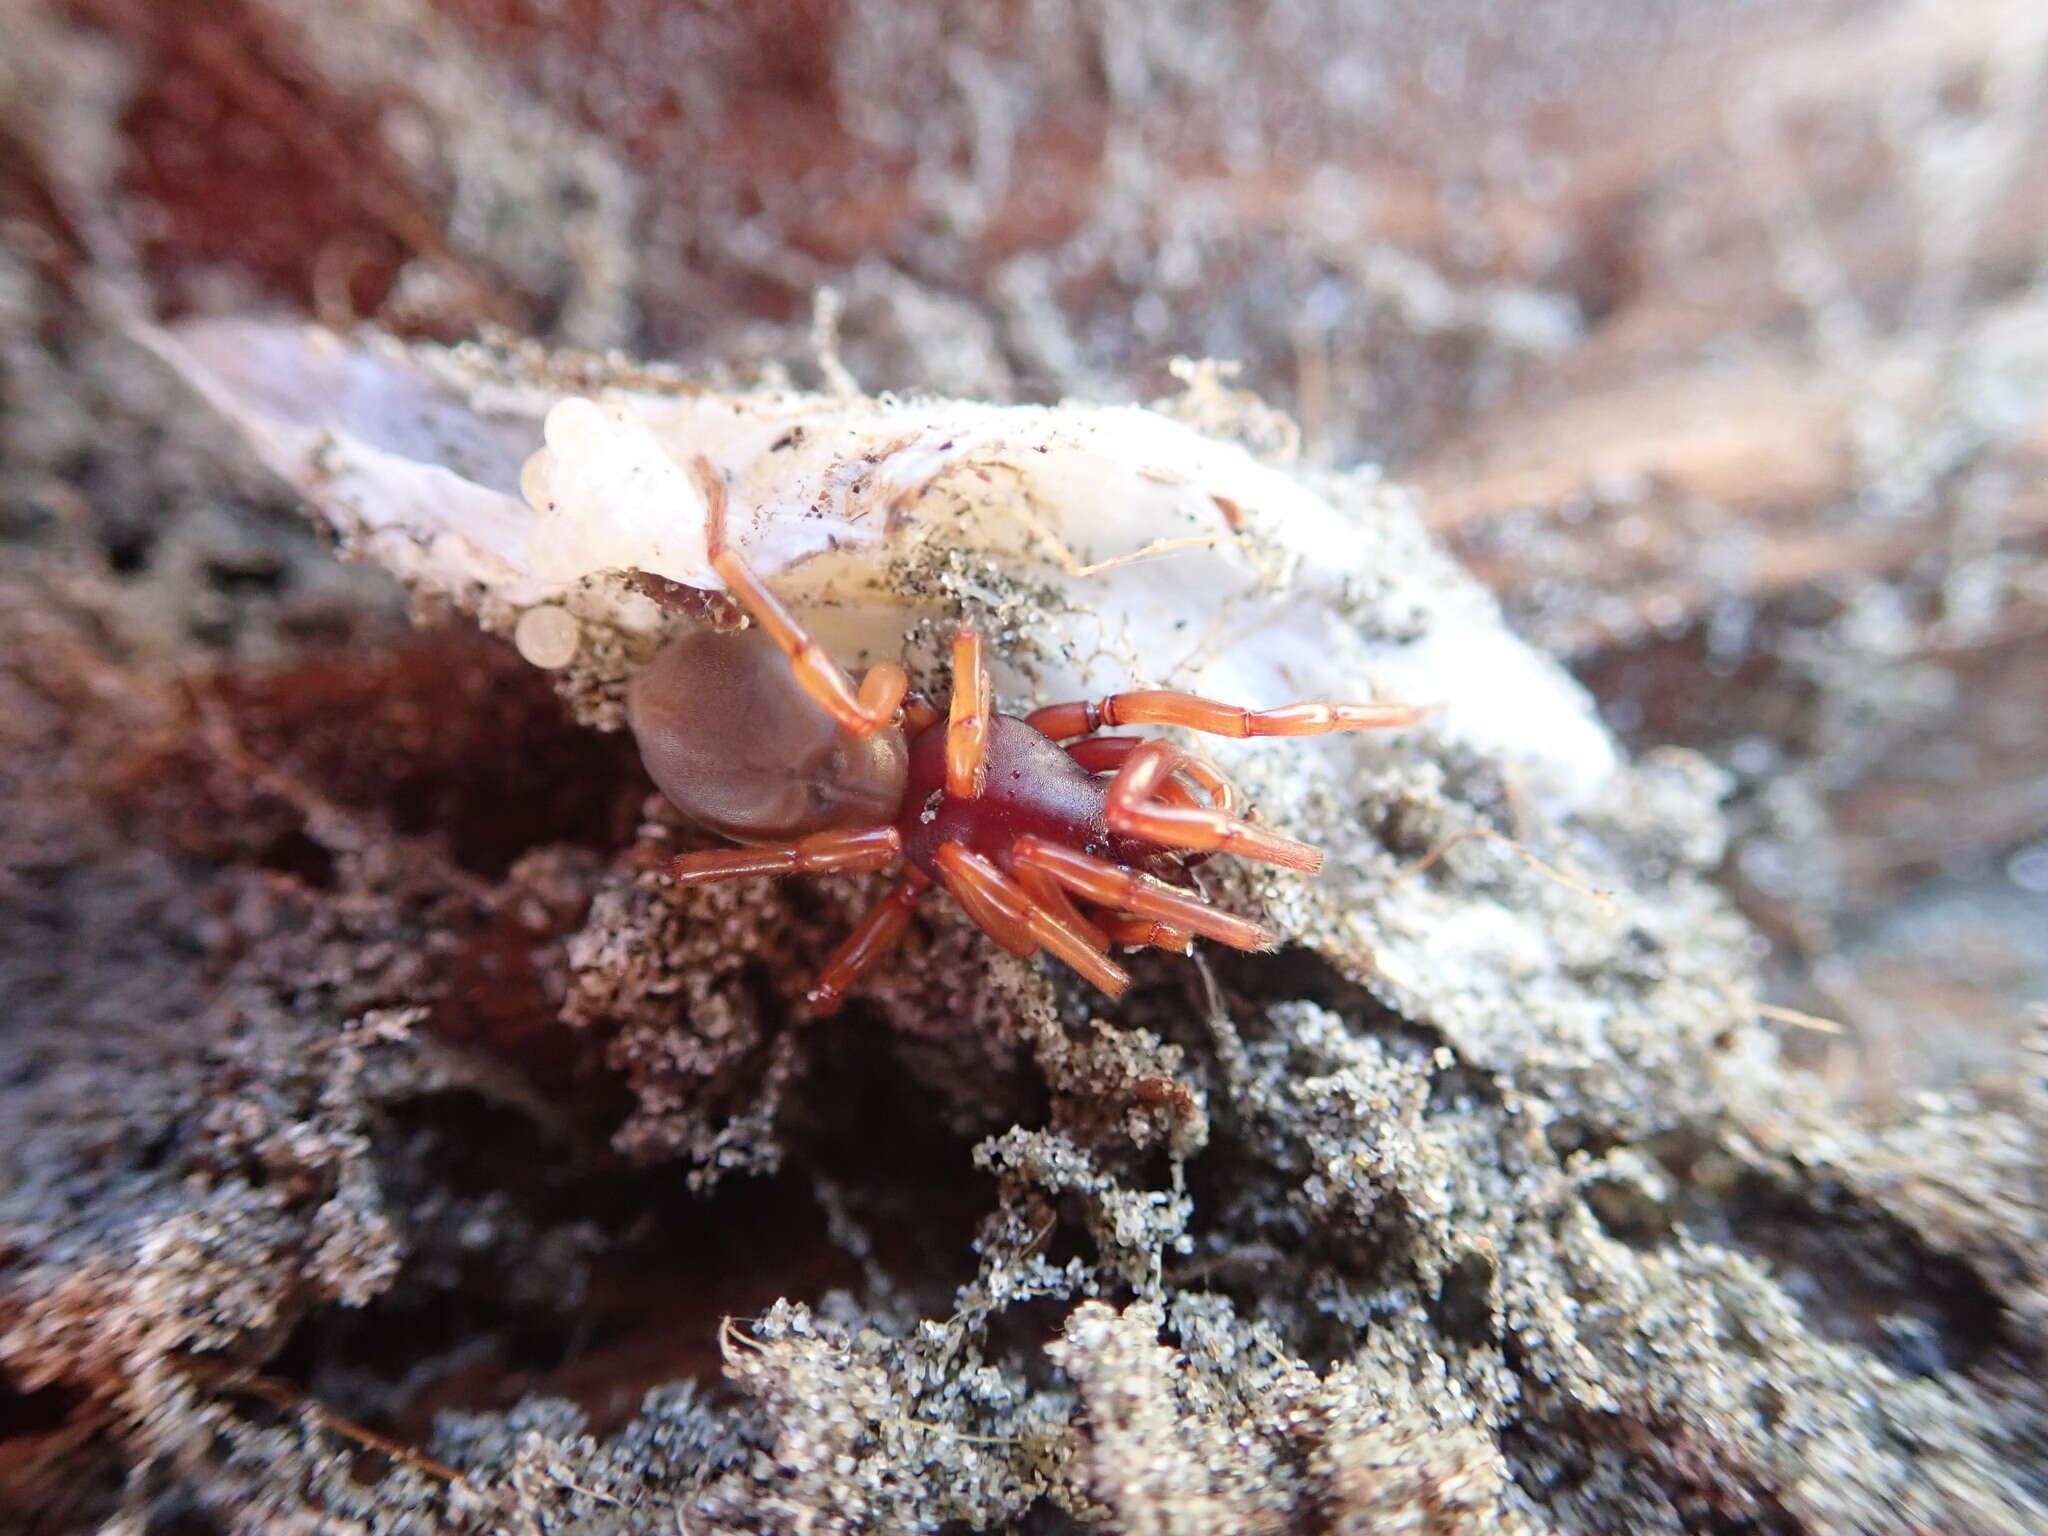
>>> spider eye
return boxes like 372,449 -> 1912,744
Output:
628,627 -> 908,844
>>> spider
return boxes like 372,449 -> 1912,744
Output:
626,460 -> 1422,1015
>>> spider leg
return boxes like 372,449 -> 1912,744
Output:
1168,754 -> 1240,817
1105,740 -> 1323,873
1011,819 -> 1187,954
1010,836 -> 1276,952
1013,854 -> 1110,952
946,625 -> 993,800
933,843 -> 1130,996
695,457 -> 908,736
937,851 -> 1034,957
668,826 -> 902,885
1027,689 -> 1422,742
1066,737 -> 1240,815
805,874 -> 928,1016
1064,735 -> 1141,774
1097,915 -> 1193,954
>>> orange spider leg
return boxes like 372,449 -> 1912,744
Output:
946,626 -> 993,800
696,456 -> 908,736
933,844 -> 1130,996
1097,915 -> 1194,954
1105,740 -> 1323,873
1014,799 -> 1189,952
1065,737 -> 1239,815
1013,855 -> 1110,952
1167,754 -> 1239,816
1026,690 -> 1423,742
806,874 -> 929,1016
1063,735 -> 1140,774
1010,837 -> 1276,952
937,855 -> 1034,957
668,826 -> 902,885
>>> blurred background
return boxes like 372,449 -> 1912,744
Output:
4,0 -> 2045,1107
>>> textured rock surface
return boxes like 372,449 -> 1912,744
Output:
3,2 -> 2045,1533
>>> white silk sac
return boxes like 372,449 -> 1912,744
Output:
139,317 -> 1617,822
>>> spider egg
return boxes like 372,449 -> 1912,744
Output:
513,605 -> 581,668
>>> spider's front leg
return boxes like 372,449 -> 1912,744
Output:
694,457 -> 908,736
1026,688 -> 1423,742
1009,837 -> 1275,952
1064,735 -> 1241,815
933,843 -> 1130,997
1096,915 -> 1193,953
1104,740 -> 1324,873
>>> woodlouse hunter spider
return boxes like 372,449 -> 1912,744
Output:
626,458 -> 1424,1016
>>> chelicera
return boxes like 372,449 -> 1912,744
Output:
628,460 -> 1422,1015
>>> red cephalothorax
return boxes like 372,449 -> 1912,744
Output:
628,460 -> 1422,1015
